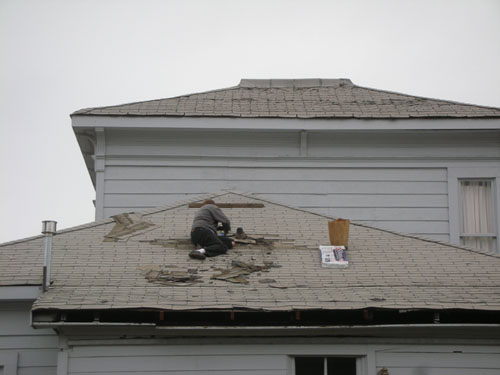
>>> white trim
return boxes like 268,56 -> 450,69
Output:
364,350 -> 376,375
0,351 -> 18,375
95,128 -> 106,220
290,353 -> 366,375
72,116 -> 500,131
57,336 -> 69,375
300,130 -> 308,156
0,286 -> 41,301
103,157 -> 500,168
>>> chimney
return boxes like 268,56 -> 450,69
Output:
42,220 -> 57,292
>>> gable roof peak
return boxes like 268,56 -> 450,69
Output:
238,78 -> 353,88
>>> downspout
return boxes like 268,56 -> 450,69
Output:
42,220 -> 57,292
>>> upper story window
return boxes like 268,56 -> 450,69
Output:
460,180 -> 497,252
295,357 -> 356,375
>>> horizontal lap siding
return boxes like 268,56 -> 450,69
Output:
376,349 -> 500,375
69,372 -> 284,375
105,130 -> 300,157
65,342 -> 500,375
98,129 -> 500,242
68,346 -> 288,374
0,303 -> 58,375
103,165 -> 449,241
308,131 -> 500,159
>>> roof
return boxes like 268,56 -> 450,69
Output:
3,191 -> 500,313
72,79 -> 500,119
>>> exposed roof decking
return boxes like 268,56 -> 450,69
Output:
2,192 -> 498,312
72,79 -> 500,119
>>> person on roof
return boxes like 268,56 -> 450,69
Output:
190,200 -> 235,260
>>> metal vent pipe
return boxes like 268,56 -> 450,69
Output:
42,220 -> 57,292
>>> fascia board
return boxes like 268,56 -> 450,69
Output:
72,116 -> 500,131
34,322 -> 500,342
0,286 -> 42,301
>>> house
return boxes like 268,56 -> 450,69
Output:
72,79 -> 500,252
1,79 -> 500,374
1,191 -> 500,374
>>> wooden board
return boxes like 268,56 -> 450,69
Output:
188,203 -> 265,208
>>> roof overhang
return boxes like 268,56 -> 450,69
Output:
33,322 -> 500,342
32,307 -> 500,333
72,115 -> 500,131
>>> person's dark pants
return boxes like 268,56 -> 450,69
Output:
191,227 -> 233,257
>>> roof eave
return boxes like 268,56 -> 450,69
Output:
72,115 -> 500,131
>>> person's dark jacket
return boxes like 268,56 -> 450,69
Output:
191,204 -> 231,233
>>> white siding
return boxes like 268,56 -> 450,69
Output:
62,341 -> 500,375
0,302 -> 58,375
376,345 -> 500,375
97,128 -> 500,243
68,344 -> 289,375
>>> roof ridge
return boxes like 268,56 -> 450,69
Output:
0,191 -> 247,247
0,217 -> 115,247
238,78 -> 353,88
222,190 -> 500,259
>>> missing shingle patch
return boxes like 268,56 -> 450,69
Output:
140,265 -> 202,286
211,260 -> 280,284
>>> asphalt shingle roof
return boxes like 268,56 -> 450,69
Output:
3,192 -> 500,313
72,79 -> 500,119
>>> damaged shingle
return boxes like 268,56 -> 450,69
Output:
104,213 -> 155,242
139,265 -> 202,286
211,260 -> 278,284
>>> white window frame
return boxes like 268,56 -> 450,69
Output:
292,356 -> 361,375
287,350 -> 371,375
448,167 -> 500,253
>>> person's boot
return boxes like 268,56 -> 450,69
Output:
235,227 -> 247,239
189,249 -> 206,260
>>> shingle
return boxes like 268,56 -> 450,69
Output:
0,193 -> 500,310
3,191 -> 500,313
71,79 -> 500,119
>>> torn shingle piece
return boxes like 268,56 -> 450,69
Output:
104,213 -> 155,242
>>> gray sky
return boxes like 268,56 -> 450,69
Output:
1,0 -> 500,243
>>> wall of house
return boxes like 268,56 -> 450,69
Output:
0,302 -> 58,375
57,336 -> 500,375
93,127 -> 500,244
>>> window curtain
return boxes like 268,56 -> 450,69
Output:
460,180 -> 496,251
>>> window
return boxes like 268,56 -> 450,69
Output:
295,356 -> 356,375
460,179 -> 497,252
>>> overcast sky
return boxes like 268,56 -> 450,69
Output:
1,0 -> 499,243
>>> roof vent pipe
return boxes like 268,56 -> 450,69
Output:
42,220 -> 57,292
